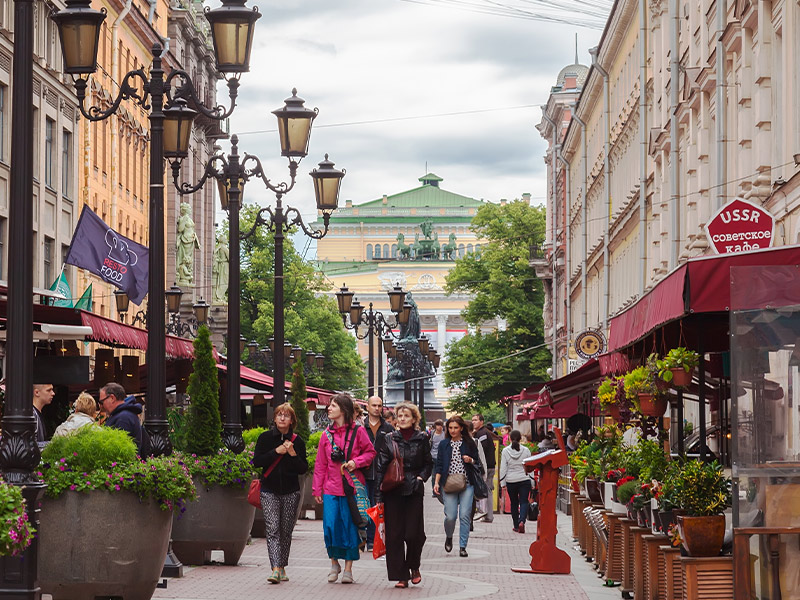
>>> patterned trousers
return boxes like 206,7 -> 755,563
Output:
260,489 -> 301,568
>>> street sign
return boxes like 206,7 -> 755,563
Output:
705,197 -> 774,254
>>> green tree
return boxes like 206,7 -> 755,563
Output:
291,361 -> 310,442
185,325 -> 222,456
443,200 -> 550,414
236,207 -> 364,393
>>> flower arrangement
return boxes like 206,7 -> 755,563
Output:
667,522 -> 682,548
0,481 -> 35,556
623,366 -> 657,402
605,467 -> 628,485
672,459 -> 732,516
180,448 -> 257,490
616,479 -> 641,505
39,427 -> 196,512
597,376 -> 625,408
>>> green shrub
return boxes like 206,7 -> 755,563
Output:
185,326 -> 222,456
291,361 -> 311,442
181,448 -> 257,489
617,479 -> 641,505
167,406 -> 188,452
42,426 -> 137,471
306,431 -> 323,472
242,427 -> 268,446
672,460 -> 731,516
38,427 -> 196,511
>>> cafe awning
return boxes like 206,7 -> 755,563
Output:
608,245 -> 800,353
217,363 -> 335,405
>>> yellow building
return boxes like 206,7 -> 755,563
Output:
316,174 -> 518,409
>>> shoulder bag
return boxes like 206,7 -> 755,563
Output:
380,436 -> 405,492
328,426 -> 370,528
248,433 -> 297,508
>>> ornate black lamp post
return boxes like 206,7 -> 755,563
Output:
386,334 -> 440,421
335,285 -> 409,397
113,288 -> 212,337
245,340 -> 324,378
49,0 -> 259,458
171,102 -> 344,446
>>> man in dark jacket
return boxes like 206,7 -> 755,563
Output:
100,383 -> 146,455
364,395 -> 394,551
471,413 -> 497,523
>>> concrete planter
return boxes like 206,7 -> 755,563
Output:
39,490 -> 172,600
171,478 -> 255,565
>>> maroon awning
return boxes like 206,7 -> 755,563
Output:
531,396 -> 579,419
608,245 -> 800,352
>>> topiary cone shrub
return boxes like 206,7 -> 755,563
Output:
291,360 -> 310,442
185,325 -> 221,456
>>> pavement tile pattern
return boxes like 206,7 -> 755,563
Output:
146,495 -> 609,600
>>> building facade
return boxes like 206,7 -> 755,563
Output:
537,0 -> 800,378
316,174 -> 511,407
0,0 -> 80,296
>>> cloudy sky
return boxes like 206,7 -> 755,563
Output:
217,0 -> 609,236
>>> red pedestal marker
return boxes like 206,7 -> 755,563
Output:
511,427 -> 571,575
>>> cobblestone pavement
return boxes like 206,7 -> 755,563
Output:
149,494 -> 613,600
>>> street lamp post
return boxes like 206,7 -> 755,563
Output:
113,288 -> 212,337
171,110 -> 344,437
335,286 -> 409,398
245,341 -> 324,378
50,0 -> 259,457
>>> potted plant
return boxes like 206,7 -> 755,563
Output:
624,365 -> 668,417
657,347 -> 699,387
0,480 -> 35,557
597,376 -> 624,421
37,427 -> 194,599
170,326 -> 258,566
673,460 -> 732,556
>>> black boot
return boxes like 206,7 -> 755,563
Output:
444,537 -> 453,553
459,548 -> 468,557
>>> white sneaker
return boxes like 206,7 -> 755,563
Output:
327,563 -> 341,583
341,570 -> 354,584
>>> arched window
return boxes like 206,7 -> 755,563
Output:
467,243 -> 473,254
475,244 -> 482,252
391,244 -> 398,258
383,244 -> 390,257
458,244 -> 465,257
374,244 -> 381,258
366,244 -> 373,259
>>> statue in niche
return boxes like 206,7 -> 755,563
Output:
176,202 -> 200,286
212,232 -> 229,304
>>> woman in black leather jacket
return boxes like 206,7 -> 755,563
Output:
375,402 -> 433,588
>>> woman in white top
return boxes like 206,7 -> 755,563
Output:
499,430 -> 532,533
53,392 -> 98,437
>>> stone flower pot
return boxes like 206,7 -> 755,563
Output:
39,490 -> 172,600
171,478 -> 255,565
677,514 -> 726,557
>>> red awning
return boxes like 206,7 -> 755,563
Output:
531,396 -> 579,419
217,363 -> 335,405
78,310 -> 198,360
608,245 -> 800,352
543,358 -> 601,404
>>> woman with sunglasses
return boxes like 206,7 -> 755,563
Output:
252,403 -> 308,584
313,393 -> 376,584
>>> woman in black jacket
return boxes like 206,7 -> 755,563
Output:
375,402 -> 433,588
252,403 -> 308,584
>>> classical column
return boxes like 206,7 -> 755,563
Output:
436,314 -> 448,396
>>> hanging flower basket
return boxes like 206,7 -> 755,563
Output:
638,393 -> 668,417
670,367 -> 693,387
606,404 -> 622,422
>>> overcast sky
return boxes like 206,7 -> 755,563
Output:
216,0 -> 607,237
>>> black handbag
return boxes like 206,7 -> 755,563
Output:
467,463 -> 489,499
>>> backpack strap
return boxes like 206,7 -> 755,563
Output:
345,424 -> 359,461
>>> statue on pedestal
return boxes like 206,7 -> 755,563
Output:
176,202 -> 200,286
212,233 -> 229,304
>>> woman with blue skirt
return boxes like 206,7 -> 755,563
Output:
313,393 -> 376,584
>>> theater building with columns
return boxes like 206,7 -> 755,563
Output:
315,174 -> 515,410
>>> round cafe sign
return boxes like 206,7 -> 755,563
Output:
705,197 -> 774,255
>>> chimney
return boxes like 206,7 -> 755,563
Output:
345,199 -> 352,208
564,74 -> 577,89
522,193 -> 531,205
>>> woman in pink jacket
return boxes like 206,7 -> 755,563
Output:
313,393 -> 376,584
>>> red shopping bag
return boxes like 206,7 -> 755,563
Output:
366,503 -> 386,559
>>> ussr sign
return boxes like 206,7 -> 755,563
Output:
706,198 -> 774,255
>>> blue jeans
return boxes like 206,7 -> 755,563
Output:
443,484 -> 474,549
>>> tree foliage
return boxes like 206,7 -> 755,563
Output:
443,200 -> 550,413
185,325 -> 222,456
291,360 -> 311,442
236,206 -> 364,393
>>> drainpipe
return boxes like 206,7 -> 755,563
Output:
669,0 -> 680,267
639,0 -> 648,293
590,47 -> 611,333
542,110 -> 558,376
557,147 -> 571,346
715,0 -> 726,210
571,108 -> 588,331
111,0 -> 134,230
